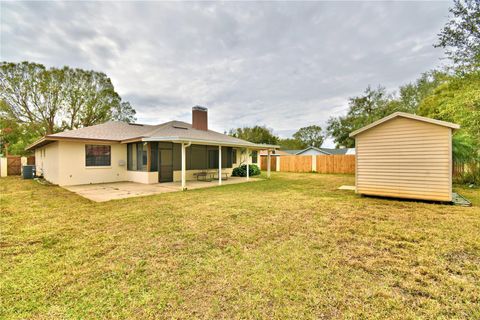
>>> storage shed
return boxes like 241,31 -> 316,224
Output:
349,112 -> 460,202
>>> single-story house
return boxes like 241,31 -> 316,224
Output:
26,107 -> 278,188
349,112 -> 459,202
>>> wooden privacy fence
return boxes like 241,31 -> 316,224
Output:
260,156 -> 276,171
453,161 -> 479,178
260,155 -> 355,174
316,155 -> 355,174
280,155 -> 312,172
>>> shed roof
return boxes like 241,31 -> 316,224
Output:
349,112 -> 460,138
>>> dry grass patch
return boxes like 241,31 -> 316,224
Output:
1,173 -> 479,319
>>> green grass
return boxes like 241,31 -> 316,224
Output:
1,173 -> 479,319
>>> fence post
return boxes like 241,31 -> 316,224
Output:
276,157 -> 281,172
20,156 -> 27,175
311,155 -> 316,172
0,158 -> 7,177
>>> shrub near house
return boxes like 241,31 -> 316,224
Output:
232,164 -> 260,177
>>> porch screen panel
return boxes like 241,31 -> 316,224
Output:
190,145 -> 207,170
150,142 -> 158,171
136,143 -> 147,171
172,143 -> 182,171
127,144 -> 133,170
208,150 -> 219,169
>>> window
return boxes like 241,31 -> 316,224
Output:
252,150 -> 258,163
85,145 -> 111,166
232,149 -> 237,164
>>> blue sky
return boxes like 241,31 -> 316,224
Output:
1,1 -> 451,146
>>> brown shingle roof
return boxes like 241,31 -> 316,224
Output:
27,120 -> 279,150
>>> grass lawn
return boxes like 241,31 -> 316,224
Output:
1,173 -> 479,319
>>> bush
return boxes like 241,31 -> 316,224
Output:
232,164 -> 261,177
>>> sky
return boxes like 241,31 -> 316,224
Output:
1,1 -> 451,147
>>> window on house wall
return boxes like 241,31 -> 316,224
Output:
232,149 -> 237,164
252,150 -> 258,163
85,145 -> 111,166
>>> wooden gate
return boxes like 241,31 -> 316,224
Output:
7,156 -> 21,175
260,156 -> 276,171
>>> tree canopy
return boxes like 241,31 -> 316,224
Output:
435,0 -> 480,71
228,126 -> 278,145
0,61 -> 136,155
292,125 -> 324,148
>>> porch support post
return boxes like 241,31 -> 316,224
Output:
218,145 -> 222,185
267,149 -> 271,178
246,148 -> 250,181
181,143 -> 186,190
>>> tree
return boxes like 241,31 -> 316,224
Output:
326,86 -> 394,147
435,0 -> 480,71
0,62 -> 64,135
278,138 -> 307,150
292,125 -> 324,148
418,71 -> 480,184
0,61 -> 136,140
229,125 -> 278,145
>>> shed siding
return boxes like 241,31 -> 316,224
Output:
356,117 -> 452,201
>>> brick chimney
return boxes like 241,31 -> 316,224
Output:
192,106 -> 208,130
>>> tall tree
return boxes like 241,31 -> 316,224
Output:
435,0 -> 480,71
418,71 -> 480,150
229,125 -> 278,145
292,125 -> 324,148
326,86 -> 393,148
278,138 -> 307,150
0,61 -> 136,139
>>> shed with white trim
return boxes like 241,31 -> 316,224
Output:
349,112 -> 460,202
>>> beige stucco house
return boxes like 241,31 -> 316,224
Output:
350,112 -> 460,202
27,107 -> 278,188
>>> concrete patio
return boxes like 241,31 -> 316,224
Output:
64,177 -> 261,202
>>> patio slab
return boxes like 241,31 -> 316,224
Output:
64,177 -> 260,202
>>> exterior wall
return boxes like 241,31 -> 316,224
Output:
34,142 -> 263,186
35,142 -> 60,184
57,141 -> 127,186
127,171 -> 158,184
355,117 -> 452,202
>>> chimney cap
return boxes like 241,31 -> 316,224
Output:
192,105 -> 208,112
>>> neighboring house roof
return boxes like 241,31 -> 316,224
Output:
349,112 -> 460,138
273,147 -> 354,155
282,150 -> 301,154
26,120 -> 279,151
259,149 -> 291,156
295,146 -> 331,155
